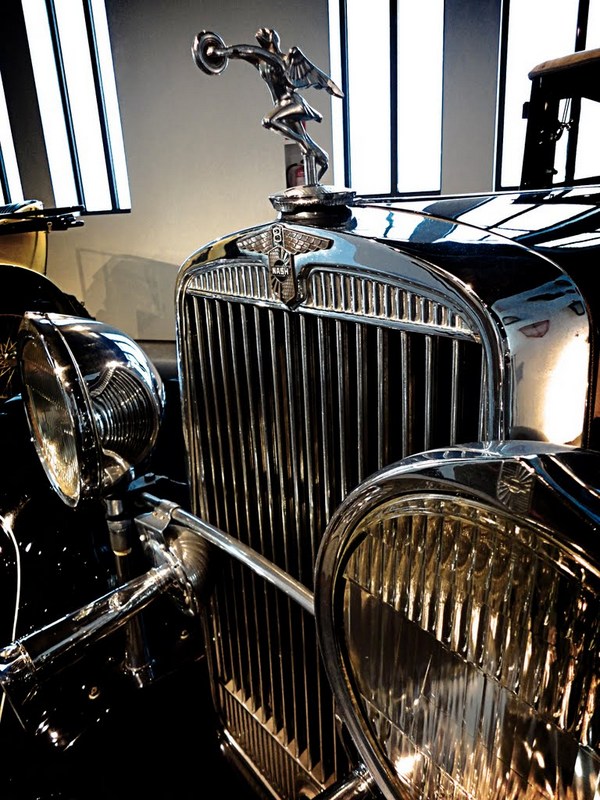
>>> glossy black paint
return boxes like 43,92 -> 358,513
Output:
356,185 -> 600,446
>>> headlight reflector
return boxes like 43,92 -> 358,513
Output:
18,312 -> 164,506
316,444 -> 600,800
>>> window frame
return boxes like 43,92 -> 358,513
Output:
0,0 -> 130,214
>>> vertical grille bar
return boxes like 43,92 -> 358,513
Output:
424,334 -> 433,450
337,320 -> 349,499
318,315 -> 334,523
450,339 -> 460,444
401,330 -> 411,458
377,327 -> 388,470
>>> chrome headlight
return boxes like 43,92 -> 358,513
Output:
18,312 -> 165,507
316,442 -> 600,800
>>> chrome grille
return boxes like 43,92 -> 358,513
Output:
180,261 -> 491,798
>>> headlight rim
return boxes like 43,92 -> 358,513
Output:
315,443 -> 600,800
19,314 -> 103,507
18,311 -> 165,508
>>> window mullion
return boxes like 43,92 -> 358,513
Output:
389,0 -> 398,195
339,0 -> 351,189
81,0 -> 118,209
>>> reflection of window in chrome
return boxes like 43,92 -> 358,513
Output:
0,0 -> 130,212
491,203 -> 592,236
328,0 -> 444,196
542,232 -> 600,248
498,0 -> 600,190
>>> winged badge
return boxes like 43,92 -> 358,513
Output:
237,224 -> 333,305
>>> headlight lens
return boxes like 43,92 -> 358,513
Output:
316,444 -> 600,800
18,312 -> 165,507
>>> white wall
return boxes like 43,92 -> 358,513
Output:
47,0 -> 335,339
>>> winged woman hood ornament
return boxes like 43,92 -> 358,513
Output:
192,28 -> 344,189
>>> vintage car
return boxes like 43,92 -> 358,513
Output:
2,28 -> 600,800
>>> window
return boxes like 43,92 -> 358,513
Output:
497,0 -> 600,189
329,0 -> 444,196
0,0 -> 130,212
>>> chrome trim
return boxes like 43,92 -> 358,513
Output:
18,312 -> 164,506
140,494 -> 314,614
176,229 -> 498,798
315,442 -> 600,800
192,28 -> 343,185
0,564 -> 174,712
0,510 -> 209,721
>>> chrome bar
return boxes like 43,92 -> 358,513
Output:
336,319 -> 347,498
377,326 -> 386,471
450,339 -> 460,444
400,331 -> 409,457
0,564 -> 174,690
140,494 -> 314,615
424,334 -> 433,450
105,503 -> 154,687
318,314 -> 332,521
300,315 -> 317,570
314,764 -> 378,800
356,324 -> 365,483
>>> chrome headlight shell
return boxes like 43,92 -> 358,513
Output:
316,442 -> 600,800
18,312 -> 165,507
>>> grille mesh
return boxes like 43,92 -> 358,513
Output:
181,265 -> 489,798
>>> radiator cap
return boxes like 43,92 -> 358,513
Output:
270,184 -> 355,225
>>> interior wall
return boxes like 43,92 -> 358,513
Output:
45,0 -> 503,339
441,0 -> 502,194
47,0 -> 335,339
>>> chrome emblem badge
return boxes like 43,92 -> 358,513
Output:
237,224 -> 332,305
497,460 -> 535,514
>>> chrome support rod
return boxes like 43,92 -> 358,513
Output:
314,764 -> 377,800
105,497 -> 155,687
140,494 -> 315,615
0,564 -> 175,692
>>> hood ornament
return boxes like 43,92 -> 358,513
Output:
192,27 -> 355,220
193,27 -> 342,184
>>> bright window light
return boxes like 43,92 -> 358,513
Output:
588,3 -> 600,46
397,0 -> 443,192
330,0 -> 444,196
54,0 -> 112,211
0,72 -> 23,204
327,0 -> 345,187
22,0 -> 78,207
91,0 -> 130,208
346,0 -> 391,194
18,0 -> 129,212
575,99 -> 600,182
500,0 -> 579,188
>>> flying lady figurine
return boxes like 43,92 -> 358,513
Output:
192,27 -> 343,185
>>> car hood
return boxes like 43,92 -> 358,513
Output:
353,184 -> 600,307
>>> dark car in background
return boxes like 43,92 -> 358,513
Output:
2,31 -> 600,800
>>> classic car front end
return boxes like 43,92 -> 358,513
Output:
2,24 -> 600,800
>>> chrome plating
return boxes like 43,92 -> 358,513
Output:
315,443 -> 600,800
192,27 -> 343,185
139,494 -> 314,614
0,507 -> 211,721
18,312 -> 165,506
